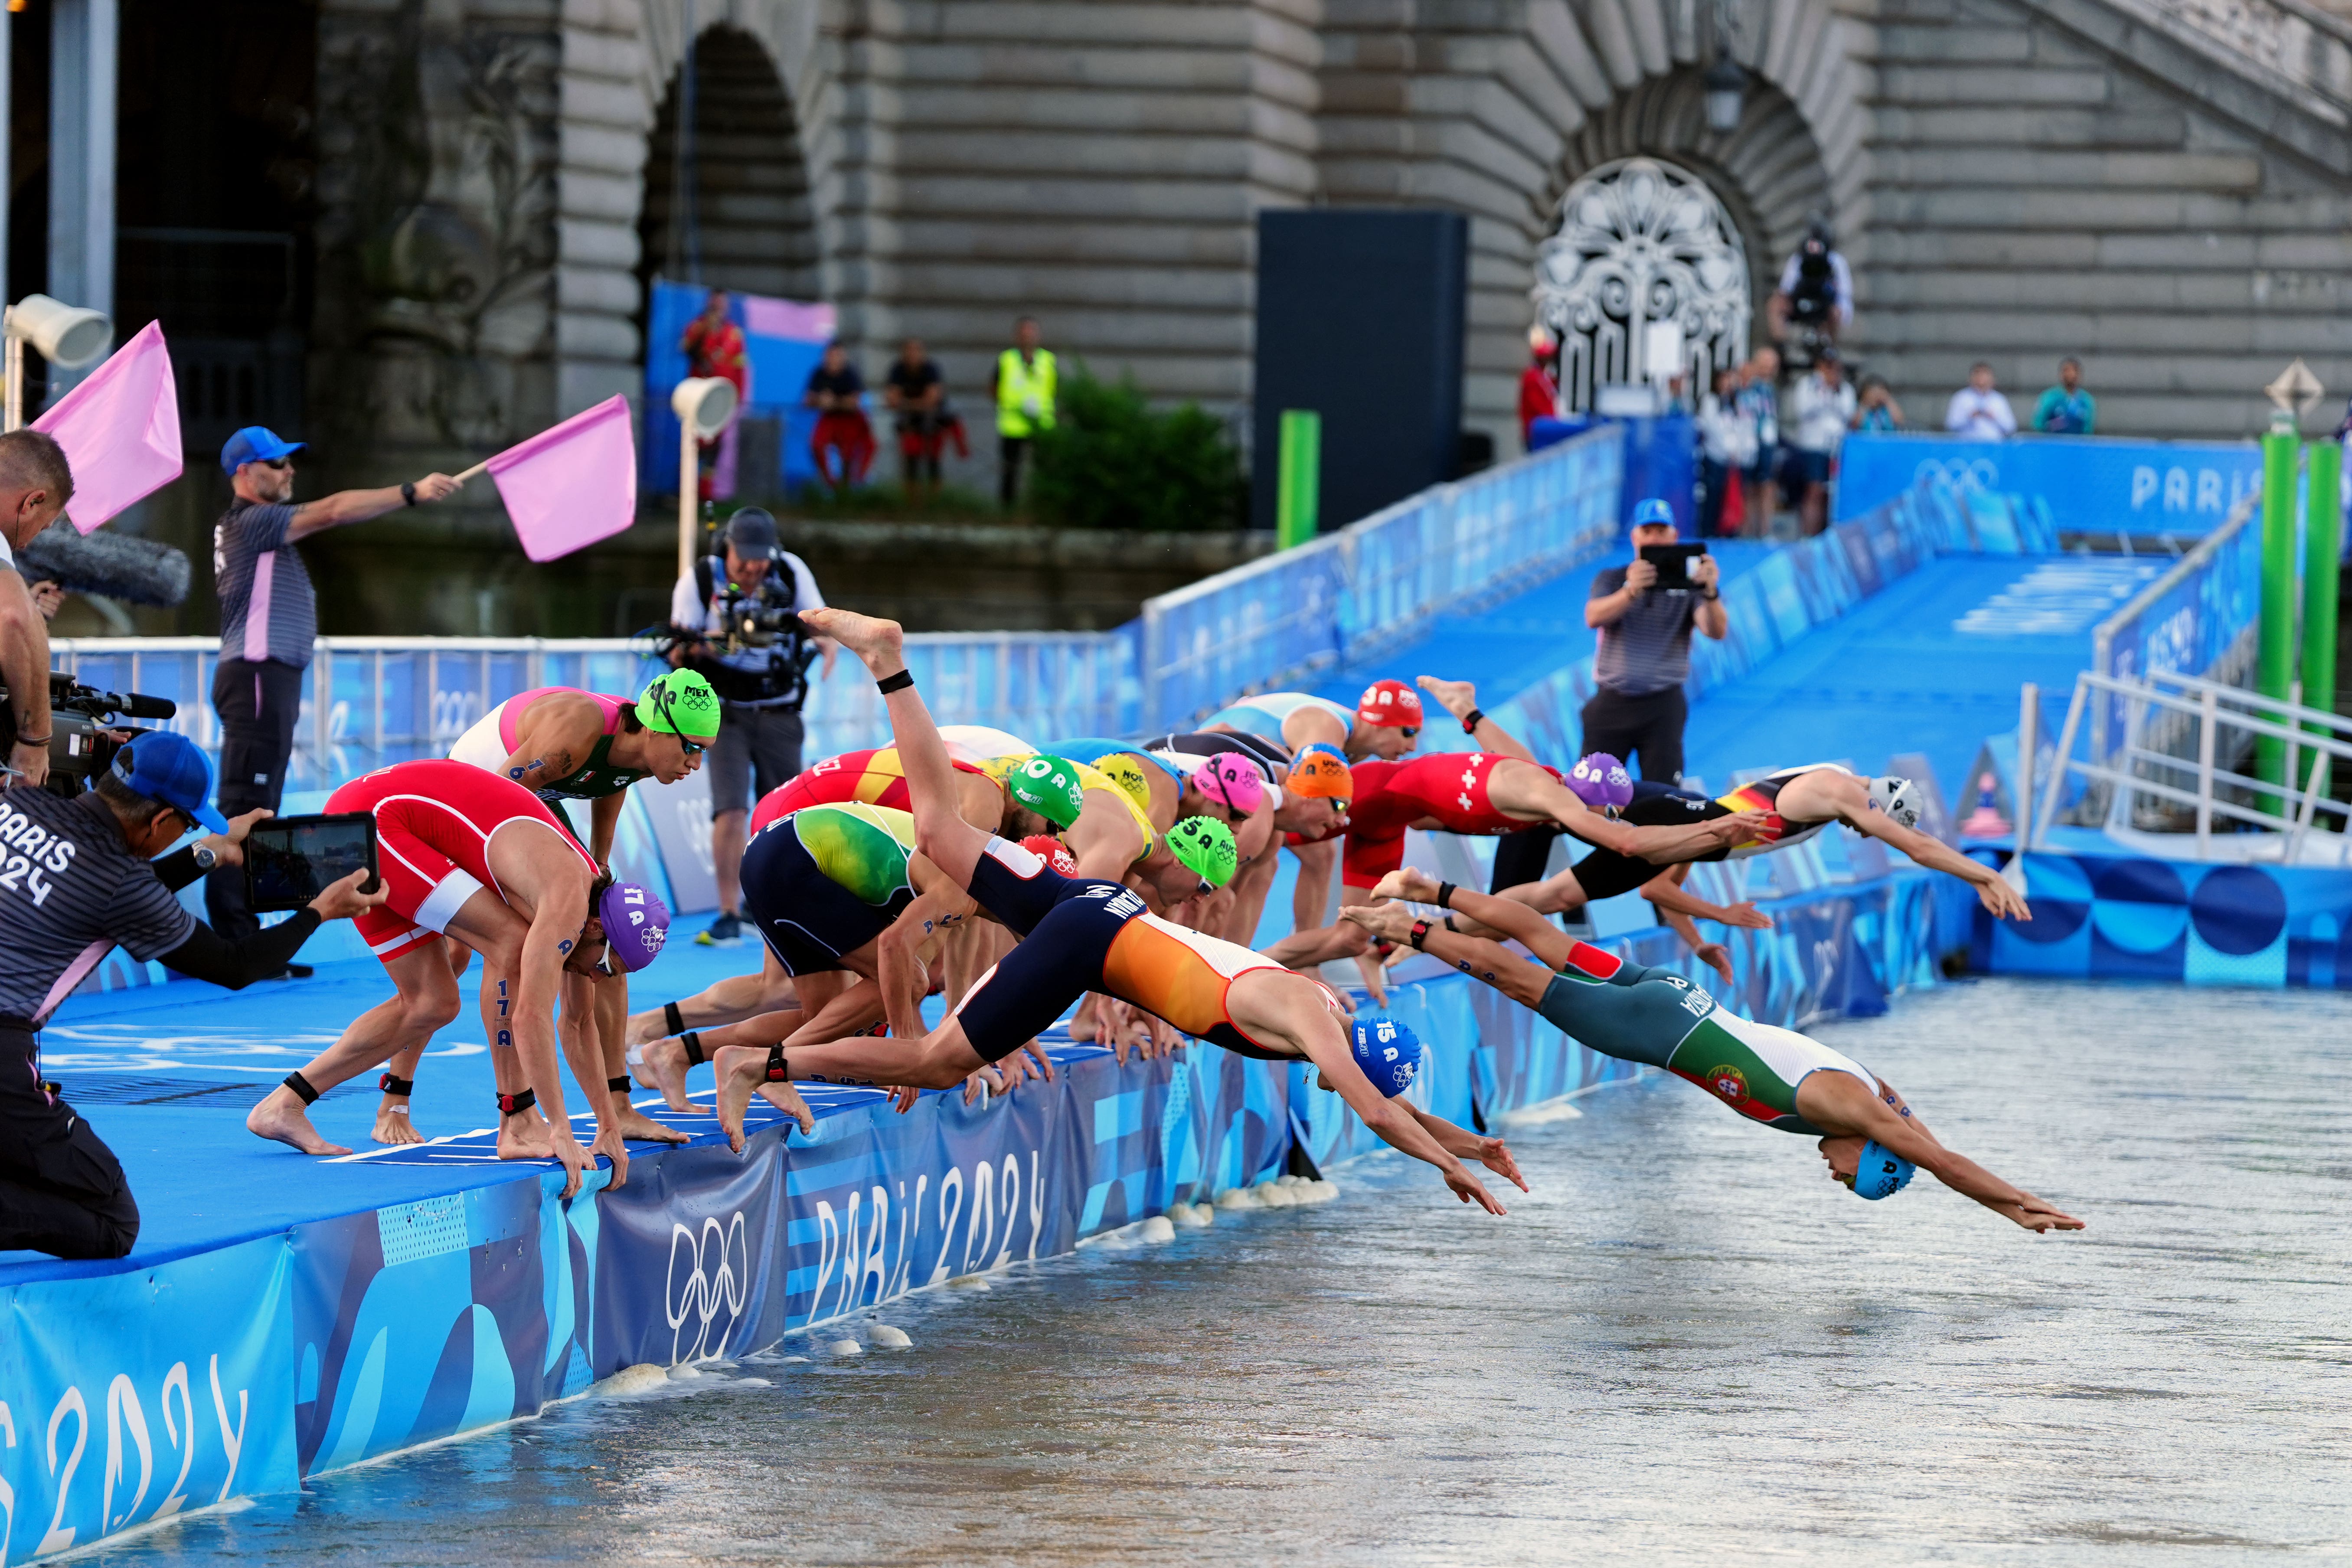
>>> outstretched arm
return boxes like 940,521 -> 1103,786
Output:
1416,676 -> 1535,763
1367,867 -> 1582,970
1800,1072 -> 2082,1232
1847,810 -> 2030,921
1641,864 -> 1771,929
1405,1102 -> 1528,1192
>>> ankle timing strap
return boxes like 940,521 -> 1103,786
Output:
284,1071 -> 321,1106
497,1088 -> 537,1117
876,669 -> 913,694
607,1074 -> 632,1095
764,1045 -> 789,1083
377,1071 -> 415,1097
663,1000 -> 685,1037
682,1031 -> 706,1067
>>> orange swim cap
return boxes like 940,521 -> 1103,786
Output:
1287,749 -> 1354,802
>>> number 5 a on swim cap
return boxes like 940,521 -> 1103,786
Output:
1349,1016 -> 1421,1098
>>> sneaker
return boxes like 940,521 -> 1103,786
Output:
696,912 -> 743,947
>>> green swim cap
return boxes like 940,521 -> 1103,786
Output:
638,669 -> 722,740
1166,814 -> 1238,889
1007,753 -> 1086,829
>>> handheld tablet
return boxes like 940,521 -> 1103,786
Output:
243,813 -> 382,913
1639,542 -> 1707,590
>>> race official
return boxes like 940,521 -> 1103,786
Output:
0,431 -> 75,791
209,426 -> 461,949
0,732 -> 378,1260
668,506 -> 836,945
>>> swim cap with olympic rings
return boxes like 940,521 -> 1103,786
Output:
637,669 -> 722,740
1287,748 -> 1354,802
1357,678 -> 1423,728
1850,1140 -> 1916,1200
1193,753 -> 1266,815
1085,751 -> 1156,816
1165,815 -> 1238,889
597,881 -> 671,971
1869,775 -> 1923,831
1567,752 -> 1634,810
1018,834 -> 1079,876
1007,754 -> 1086,828
1350,1015 -> 1422,1098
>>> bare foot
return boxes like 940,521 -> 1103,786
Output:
799,607 -> 903,673
758,1078 -> 816,1136
611,1102 -> 689,1145
1414,675 -> 1480,722
1340,900 -> 1417,944
247,1086 -> 352,1156
1066,992 -> 1102,1043
497,1110 -> 558,1161
713,1045 -> 762,1153
372,1096 -> 427,1147
635,1036 -> 695,1112
1370,867 -> 1443,903
624,1006 -> 672,1047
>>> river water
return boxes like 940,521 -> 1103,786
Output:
106,978 -> 2352,1566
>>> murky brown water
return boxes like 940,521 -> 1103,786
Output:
104,979 -> 2352,1566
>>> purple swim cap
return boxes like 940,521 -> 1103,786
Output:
598,881 -> 671,972
1567,752 -> 1634,810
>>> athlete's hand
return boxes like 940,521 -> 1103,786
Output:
1623,557 -> 1659,594
551,1130 -> 592,1199
591,1120 -> 631,1189
1694,941 -> 1735,983
1020,1038 -> 1057,1082
1976,874 -> 2032,922
1446,1164 -> 1507,1215
1369,867 -> 1443,904
309,866 -> 389,923
1706,809 -> 1772,843
1719,900 -> 1773,930
2004,1192 -> 2084,1232
1470,1136 -> 1528,1192
1349,947 -> 1391,1008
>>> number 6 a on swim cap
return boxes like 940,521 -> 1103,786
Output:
1009,753 -> 1086,828
1349,1016 -> 1421,1098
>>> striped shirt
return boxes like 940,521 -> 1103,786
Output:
215,500 -> 316,667
0,788 -> 194,1026
1590,566 -> 1699,696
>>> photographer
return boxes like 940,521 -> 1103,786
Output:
0,732 -> 379,1260
668,507 -> 836,945
0,431 -> 75,791
1767,217 -> 1853,351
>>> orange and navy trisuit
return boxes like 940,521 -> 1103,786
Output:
1339,751 -> 1564,888
750,745 -> 990,835
949,837 -> 1333,1062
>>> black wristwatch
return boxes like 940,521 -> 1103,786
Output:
1699,587 -> 1720,601
191,843 -> 218,872
401,480 -> 418,507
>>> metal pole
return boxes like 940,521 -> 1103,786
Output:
2016,682 -> 2038,854
2033,676 -> 2087,850
2254,423 -> 2299,805
1277,410 -> 1321,549
2,334 -> 17,432
2303,435 -> 2343,763
2196,686 -> 2216,857
2286,678 -> 2302,820
679,417 -> 698,585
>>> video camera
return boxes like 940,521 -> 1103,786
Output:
714,595 -> 808,656
0,671 -> 177,797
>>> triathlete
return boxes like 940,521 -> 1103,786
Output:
1047,737 -> 1263,837
1343,874 -> 2082,1232
364,670 -> 714,1150
245,760 -> 667,1196
710,607 -> 1520,1218
1138,730 -> 1356,939
1202,679 -> 1422,763
1502,762 -> 2030,924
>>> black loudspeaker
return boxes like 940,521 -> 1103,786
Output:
1251,209 -> 1468,532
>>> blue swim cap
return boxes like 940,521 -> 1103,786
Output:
1297,741 -> 1348,766
1350,1016 -> 1422,1098
1851,1140 -> 1916,1200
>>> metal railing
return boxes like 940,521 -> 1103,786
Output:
1137,426 -> 1623,732
2033,666 -> 2352,863
2088,493 -> 2261,768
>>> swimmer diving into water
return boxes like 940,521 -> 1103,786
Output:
1344,870 -> 2083,1232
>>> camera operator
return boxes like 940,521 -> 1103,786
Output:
668,507 -> 836,945
1767,217 -> 1853,354
0,732 -> 380,1260
0,431 -> 75,791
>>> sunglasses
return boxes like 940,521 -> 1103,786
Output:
653,687 -> 707,756
255,457 -> 291,470
1399,727 -> 1419,739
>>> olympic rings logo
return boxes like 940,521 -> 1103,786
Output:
1912,457 -> 2000,492
665,1210 -> 751,1365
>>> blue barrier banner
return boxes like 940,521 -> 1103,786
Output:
1834,431 -> 2262,540
2088,499 -> 2261,764
0,1235 -> 295,1559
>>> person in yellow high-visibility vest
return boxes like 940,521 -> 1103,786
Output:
989,316 -> 1057,507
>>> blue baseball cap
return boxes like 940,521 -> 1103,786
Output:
1631,497 -> 1676,529
111,732 -> 229,833
219,426 -> 305,475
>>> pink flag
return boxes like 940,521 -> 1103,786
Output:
742,295 -> 835,343
483,394 -> 637,562
32,320 -> 184,534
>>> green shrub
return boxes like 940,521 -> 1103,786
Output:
1029,369 -> 1243,531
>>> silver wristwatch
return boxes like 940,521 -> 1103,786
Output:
192,843 -> 218,872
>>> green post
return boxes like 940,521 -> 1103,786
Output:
2254,424 -> 2301,806
1277,409 -> 1320,549
2303,436 -> 2343,775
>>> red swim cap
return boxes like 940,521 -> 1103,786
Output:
1019,834 -> 1080,877
1357,678 -> 1423,727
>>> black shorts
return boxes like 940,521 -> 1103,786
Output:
740,817 -> 908,976
954,838 -> 1145,1062
1568,793 -> 1733,900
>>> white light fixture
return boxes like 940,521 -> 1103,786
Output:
1703,55 -> 1748,133
671,375 -> 740,579
3,294 -> 113,431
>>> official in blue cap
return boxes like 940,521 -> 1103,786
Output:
208,428 -> 462,963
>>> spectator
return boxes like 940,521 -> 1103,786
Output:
1583,495 -> 1728,783
209,426 -> 460,953
1736,346 -> 1782,536
0,430 -> 72,792
1767,217 -> 1853,348
680,289 -> 748,501
2032,358 -> 2097,435
1853,374 -> 1905,434
1695,365 -> 1756,539
804,341 -> 873,494
1945,363 -> 2017,438
885,337 -> 954,503
1518,326 -> 1560,448
1783,350 -> 1855,536
990,316 -> 1057,509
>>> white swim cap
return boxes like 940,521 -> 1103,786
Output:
1869,775 -> 1922,830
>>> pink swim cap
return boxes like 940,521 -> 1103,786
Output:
1194,753 -> 1266,815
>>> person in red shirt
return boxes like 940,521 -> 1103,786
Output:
680,290 -> 748,501
1518,325 -> 1560,448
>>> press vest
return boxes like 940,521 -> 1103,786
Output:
996,349 -> 1058,437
